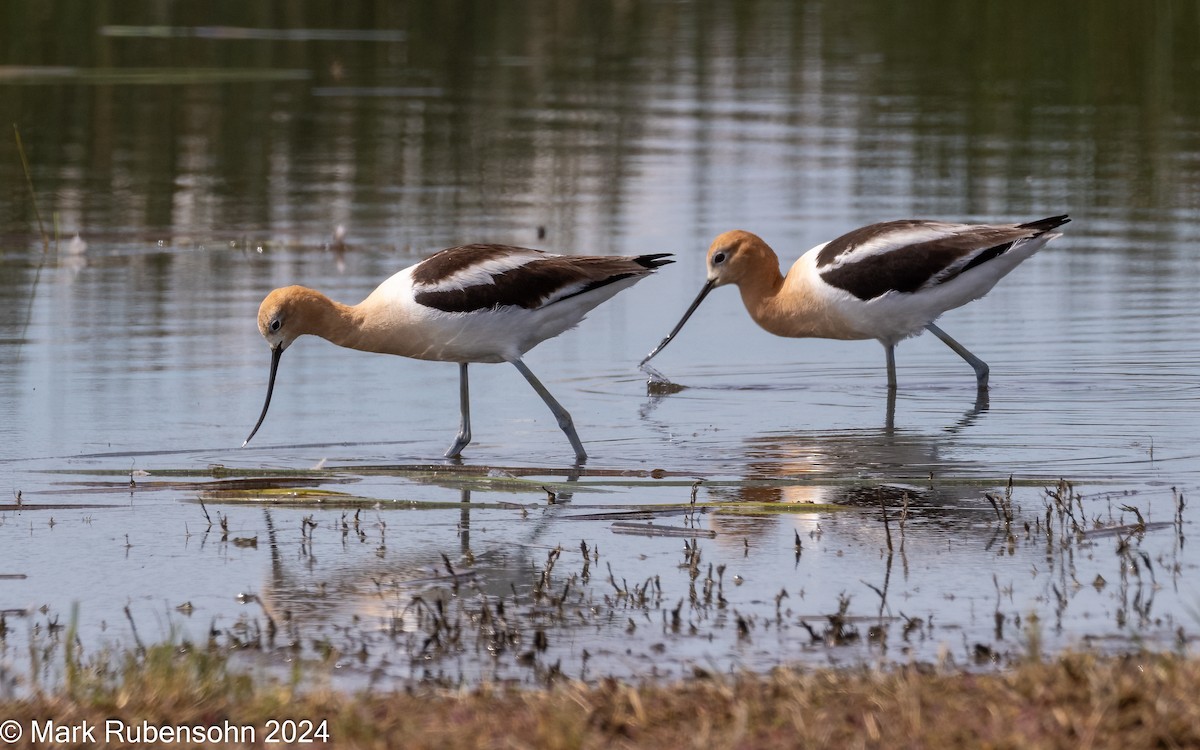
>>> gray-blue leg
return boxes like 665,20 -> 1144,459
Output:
925,323 -> 989,389
885,344 -> 897,390
445,362 -> 472,458
511,358 -> 587,463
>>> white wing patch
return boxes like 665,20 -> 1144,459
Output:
818,222 -> 966,271
417,250 -> 555,292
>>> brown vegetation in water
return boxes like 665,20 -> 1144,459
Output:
1,644 -> 1197,749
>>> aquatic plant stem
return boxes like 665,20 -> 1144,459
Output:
13,123 -> 49,252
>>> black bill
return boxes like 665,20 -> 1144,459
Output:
243,346 -> 283,447
639,279 -> 716,367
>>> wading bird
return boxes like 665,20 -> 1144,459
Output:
245,244 -> 673,462
642,215 -> 1069,389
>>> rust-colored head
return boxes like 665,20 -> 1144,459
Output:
703,230 -> 778,288
640,229 -> 779,367
244,285 -> 325,447
256,285 -> 325,353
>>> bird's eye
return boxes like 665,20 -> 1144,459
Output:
270,318 -> 282,332
712,251 -> 728,265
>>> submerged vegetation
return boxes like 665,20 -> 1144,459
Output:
3,468 -> 1189,691
1,472 -> 1192,747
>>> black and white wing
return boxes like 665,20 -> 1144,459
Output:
815,215 -> 1069,301
411,244 -> 673,313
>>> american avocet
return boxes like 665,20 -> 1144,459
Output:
244,244 -> 673,461
642,215 -> 1069,389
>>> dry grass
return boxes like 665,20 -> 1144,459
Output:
2,644 -> 1199,749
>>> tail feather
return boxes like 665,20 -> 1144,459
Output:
634,253 -> 675,269
1017,214 -> 1070,234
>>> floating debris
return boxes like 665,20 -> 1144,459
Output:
610,521 -> 716,539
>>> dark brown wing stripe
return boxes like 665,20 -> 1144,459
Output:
815,220 -> 931,267
415,260 -> 581,312
957,241 -> 1014,275
820,242 -> 980,300
816,216 -> 1069,300
551,254 -> 673,304
411,244 -> 539,285
414,254 -> 673,314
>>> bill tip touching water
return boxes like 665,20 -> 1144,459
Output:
243,244 -> 673,461
641,215 -> 1070,390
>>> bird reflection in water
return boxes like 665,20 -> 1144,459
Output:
248,466 -> 583,647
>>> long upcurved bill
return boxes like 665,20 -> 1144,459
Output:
639,279 -> 715,367
243,346 -> 283,447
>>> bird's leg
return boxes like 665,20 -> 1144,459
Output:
445,363 -> 472,458
511,359 -> 588,463
925,323 -> 989,389
885,344 -> 898,391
